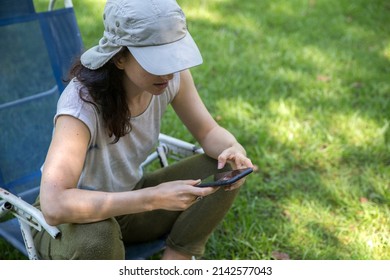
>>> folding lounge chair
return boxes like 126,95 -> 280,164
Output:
0,0 -> 203,260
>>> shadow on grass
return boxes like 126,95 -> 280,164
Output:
185,0 -> 389,259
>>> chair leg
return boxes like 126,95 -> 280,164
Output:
19,220 -> 39,260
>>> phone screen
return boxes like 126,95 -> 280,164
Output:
197,167 -> 253,187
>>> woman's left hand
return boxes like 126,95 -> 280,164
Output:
217,145 -> 254,191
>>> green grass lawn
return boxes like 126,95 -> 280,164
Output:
1,0 -> 389,260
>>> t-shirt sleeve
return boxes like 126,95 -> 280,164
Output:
54,79 -> 97,145
165,72 -> 181,103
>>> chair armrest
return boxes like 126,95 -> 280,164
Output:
159,133 -> 204,156
0,188 -> 60,239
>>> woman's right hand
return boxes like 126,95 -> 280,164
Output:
151,180 -> 218,211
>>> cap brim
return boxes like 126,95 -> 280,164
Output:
128,32 -> 203,76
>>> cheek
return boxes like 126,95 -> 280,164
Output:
135,73 -> 155,88
125,63 -> 154,83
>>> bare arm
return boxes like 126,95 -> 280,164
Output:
40,115 -> 216,225
172,70 -> 253,170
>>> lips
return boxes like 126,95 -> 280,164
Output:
154,81 -> 168,90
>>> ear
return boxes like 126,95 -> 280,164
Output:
114,55 -> 126,70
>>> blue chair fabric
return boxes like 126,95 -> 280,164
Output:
0,0 -> 165,260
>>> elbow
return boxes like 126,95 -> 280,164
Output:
42,214 -> 61,226
41,208 -> 61,226
40,201 -> 64,226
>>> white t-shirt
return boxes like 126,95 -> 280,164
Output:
54,73 -> 180,192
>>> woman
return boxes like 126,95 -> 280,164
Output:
33,0 -> 253,259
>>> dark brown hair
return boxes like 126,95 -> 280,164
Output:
69,48 -> 131,143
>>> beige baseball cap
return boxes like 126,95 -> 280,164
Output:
81,0 -> 203,75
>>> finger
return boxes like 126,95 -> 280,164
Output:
233,155 -> 254,169
220,150 -> 248,169
217,156 -> 227,169
217,149 -> 234,169
190,187 -> 218,204
242,157 -> 254,168
189,179 -> 202,186
193,186 -> 219,197
224,178 -> 245,191
175,179 -> 201,186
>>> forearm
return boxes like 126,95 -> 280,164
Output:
199,125 -> 246,160
41,187 -> 155,226
41,179 -> 212,226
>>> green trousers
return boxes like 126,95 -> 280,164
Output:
32,154 -> 240,259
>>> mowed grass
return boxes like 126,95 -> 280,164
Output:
1,0 -> 388,260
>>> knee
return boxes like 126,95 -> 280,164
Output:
63,218 -> 125,259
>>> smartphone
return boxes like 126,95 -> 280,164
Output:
197,167 -> 253,187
